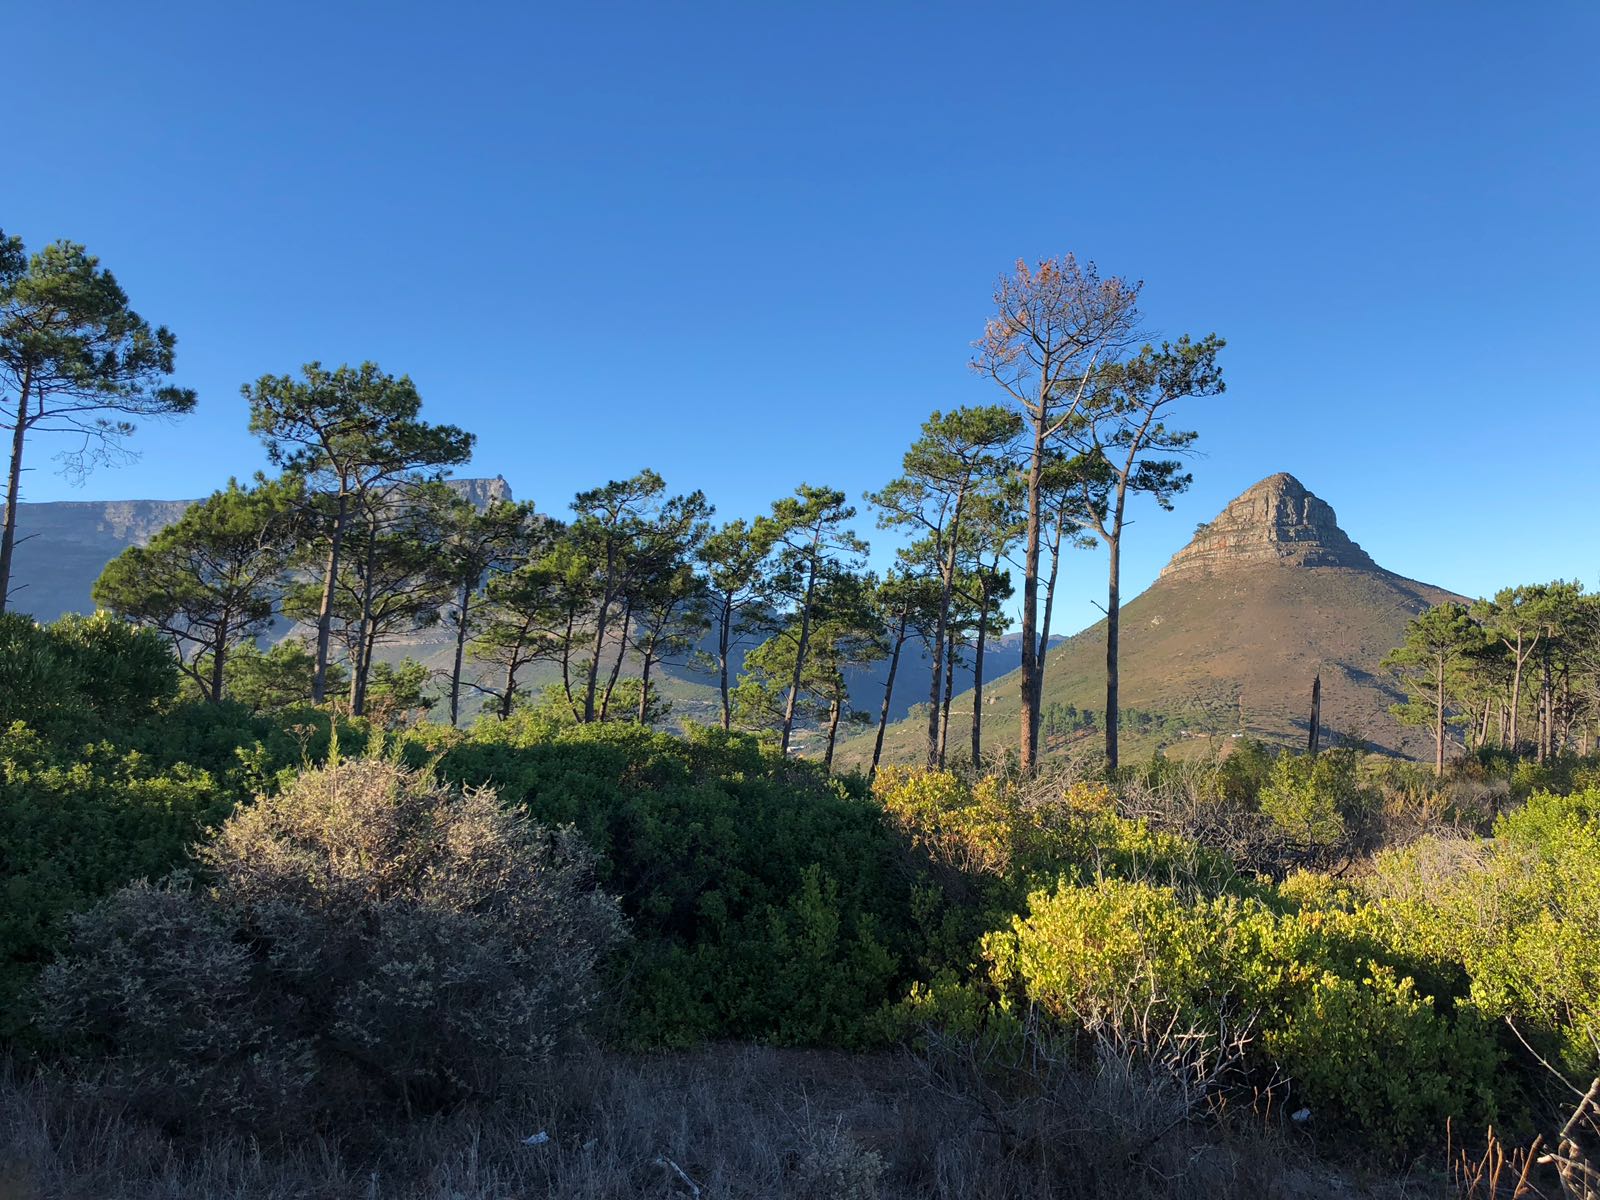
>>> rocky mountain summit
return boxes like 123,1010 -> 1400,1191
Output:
1160,473 -> 1378,579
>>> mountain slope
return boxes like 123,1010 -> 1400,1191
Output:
844,473 -> 1462,765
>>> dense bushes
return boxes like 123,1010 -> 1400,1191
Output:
38,759 -> 621,1134
413,718 -> 913,1046
0,724 -> 232,1038
0,611 -> 177,736
984,876 -> 1502,1150
0,616 -> 338,1040
5,612 -> 1598,1166
878,765 -> 1509,1152
1368,786 -> 1600,1075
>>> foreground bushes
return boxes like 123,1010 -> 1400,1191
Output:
38,759 -> 621,1134
5,617 -> 1597,1167
417,718 -> 913,1046
1368,786 -> 1600,1075
875,766 -> 1516,1153
986,877 -> 1502,1151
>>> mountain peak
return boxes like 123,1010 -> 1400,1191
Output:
1159,472 -> 1377,579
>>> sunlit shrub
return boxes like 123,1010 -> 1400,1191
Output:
1257,748 -> 1374,863
1368,787 -> 1600,1073
984,875 -> 1502,1152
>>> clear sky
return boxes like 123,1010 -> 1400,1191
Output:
6,2 -> 1597,636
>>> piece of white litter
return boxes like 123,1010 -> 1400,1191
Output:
654,1156 -> 702,1198
523,1131 -> 551,1146
1291,1107 -> 1312,1123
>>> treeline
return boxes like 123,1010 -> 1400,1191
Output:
1386,582 -> 1600,773
2,231 -> 1228,773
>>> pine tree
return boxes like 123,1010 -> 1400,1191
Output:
92,476 -> 301,701
0,232 -> 196,612
245,362 -> 472,702
972,256 -> 1140,771
1382,602 -> 1484,775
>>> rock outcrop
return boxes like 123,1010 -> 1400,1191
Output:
1159,473 -> 1377,579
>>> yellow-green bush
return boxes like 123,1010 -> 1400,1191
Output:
983,876 -> 1502,1152
1367,787 -> 1600,1074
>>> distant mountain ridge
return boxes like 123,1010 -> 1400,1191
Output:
0,474 -> 1030,727
3,477 -> 514,623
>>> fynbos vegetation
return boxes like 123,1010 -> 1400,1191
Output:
3,229 -> 1598,1199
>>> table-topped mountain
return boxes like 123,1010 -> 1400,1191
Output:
850,472 -> 1464,763
3,477 -> 514,622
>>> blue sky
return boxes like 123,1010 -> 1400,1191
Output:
6,2 -> 1597,636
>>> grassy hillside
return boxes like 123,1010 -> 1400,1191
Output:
840,563 -> 1461,768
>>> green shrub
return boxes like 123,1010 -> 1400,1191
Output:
1257,748 -> 1374,863
0,723 -> 231,1038
408,720 -> 914,1047
38,758 -> 622,1133
0,611 -> 177,734
1369,786 -> 1600,1074
985,876 -> 1503,1152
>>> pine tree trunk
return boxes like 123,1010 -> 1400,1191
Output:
499,659 -> 518,719
824,697 -> 841,771
1104,523 -> 1123,773
1033,508 -> 1068,757
780,558 -> 818,757
598,598 -> 633,722
209,613 -> 229,703
926,491 -> 966,767
582,579 -> 613,722
1434,653 -> 1445,776
1539,654 -> 1553,762
971,576 -> 991,765
312,489 -> 350,704
560,605 -> 578,712
1508,636 -> 1525,752
638,641 -> 656,724
1017,421 -> 1046,773
450,581 -> 471,726
350,518 -> 379,716
870,618 -> 907,781
937,628 -> 956,768
718,596 -> 733,731
0,372 -> 33,615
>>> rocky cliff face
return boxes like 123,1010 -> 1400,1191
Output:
447,475 -> 515,509
1159,473 -> 1377,579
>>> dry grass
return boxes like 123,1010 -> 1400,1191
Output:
0,1044 -> 1429,1200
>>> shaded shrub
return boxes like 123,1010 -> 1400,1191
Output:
0,611 -> 177,734
38,758 -> 622,1134
0,724 -> 232,1040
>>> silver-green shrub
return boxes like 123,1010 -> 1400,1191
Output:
39,758 -> 623,1133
